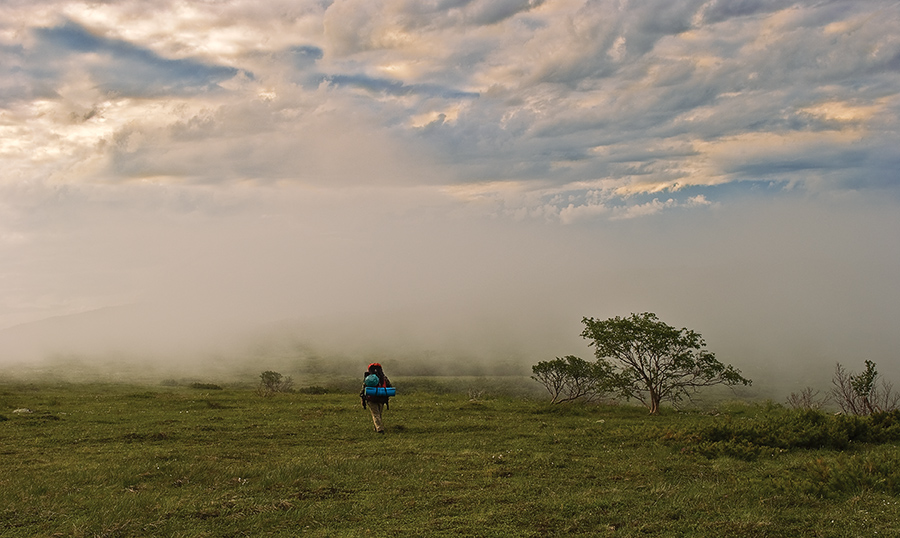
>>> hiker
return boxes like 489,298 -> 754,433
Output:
360,362 -> 392,434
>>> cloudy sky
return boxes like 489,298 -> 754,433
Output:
1,0 -> 899,386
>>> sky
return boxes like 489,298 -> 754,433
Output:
1,0 -> 899,389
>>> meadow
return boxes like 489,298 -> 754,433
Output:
1,380 -> 899,537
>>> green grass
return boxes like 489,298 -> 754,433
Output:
1,382 -> 899,537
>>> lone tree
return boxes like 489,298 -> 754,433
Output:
580,312 -> 751,414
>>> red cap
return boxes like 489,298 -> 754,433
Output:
368,362 -> 382,369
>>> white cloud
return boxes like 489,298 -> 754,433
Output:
559,200 -> 609,224
4,0 -> 897,200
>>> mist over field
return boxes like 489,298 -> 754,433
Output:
2,1 -> 899,398
2,189 -> 897,398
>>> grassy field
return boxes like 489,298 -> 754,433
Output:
1,381 -> 899,537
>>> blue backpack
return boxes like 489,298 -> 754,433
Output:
360,371 -> 396,408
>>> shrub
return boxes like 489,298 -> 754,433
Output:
257,371 -> 294,397
785,387 -> 829,410
670,408 -> 900,460
297,385 -> 329,395
831,360 -> 899,415
190,383 -> 223,390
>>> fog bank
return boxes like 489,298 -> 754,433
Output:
1,186 -> 897,401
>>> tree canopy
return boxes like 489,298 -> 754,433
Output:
580,312 -> 751,414
531,355 -> 614,404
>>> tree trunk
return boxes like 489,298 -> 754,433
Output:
863,396 -> 874,416
648,392 -> 661,415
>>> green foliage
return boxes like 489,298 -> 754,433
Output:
531,355 -> 614,404
257,370 -> 294,396
669,408 -> 900,461
296,385 -> 330,394
850,360 -> 879,400
580,312 -> 751,414
831,360 -> 899,415
189,382 -> 223,390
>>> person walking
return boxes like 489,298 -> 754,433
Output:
360,362 -> 392,434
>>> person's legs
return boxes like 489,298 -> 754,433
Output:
369,402 -> 384,432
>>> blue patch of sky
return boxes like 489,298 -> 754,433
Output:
33,20 -> 241,97
436,0 -> 476,10
541,180 -> 792,213
0,43 -> 57,103
675,181 -> 789,201
619,182 -> 784,209
700,0 -> 786,24
290,45 -> 324,68
730,149 -> 870,179
515,14 -> 548,31
881,49 -> 900,72
320,73 -> 479,99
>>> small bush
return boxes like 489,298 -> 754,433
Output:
257,371 -> 294,397
831,361 -> 899,415
786,387 -> 828,410
297,385 -> 329,395
190,383 -> 223,390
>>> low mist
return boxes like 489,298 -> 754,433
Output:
1,185 -> 898,402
